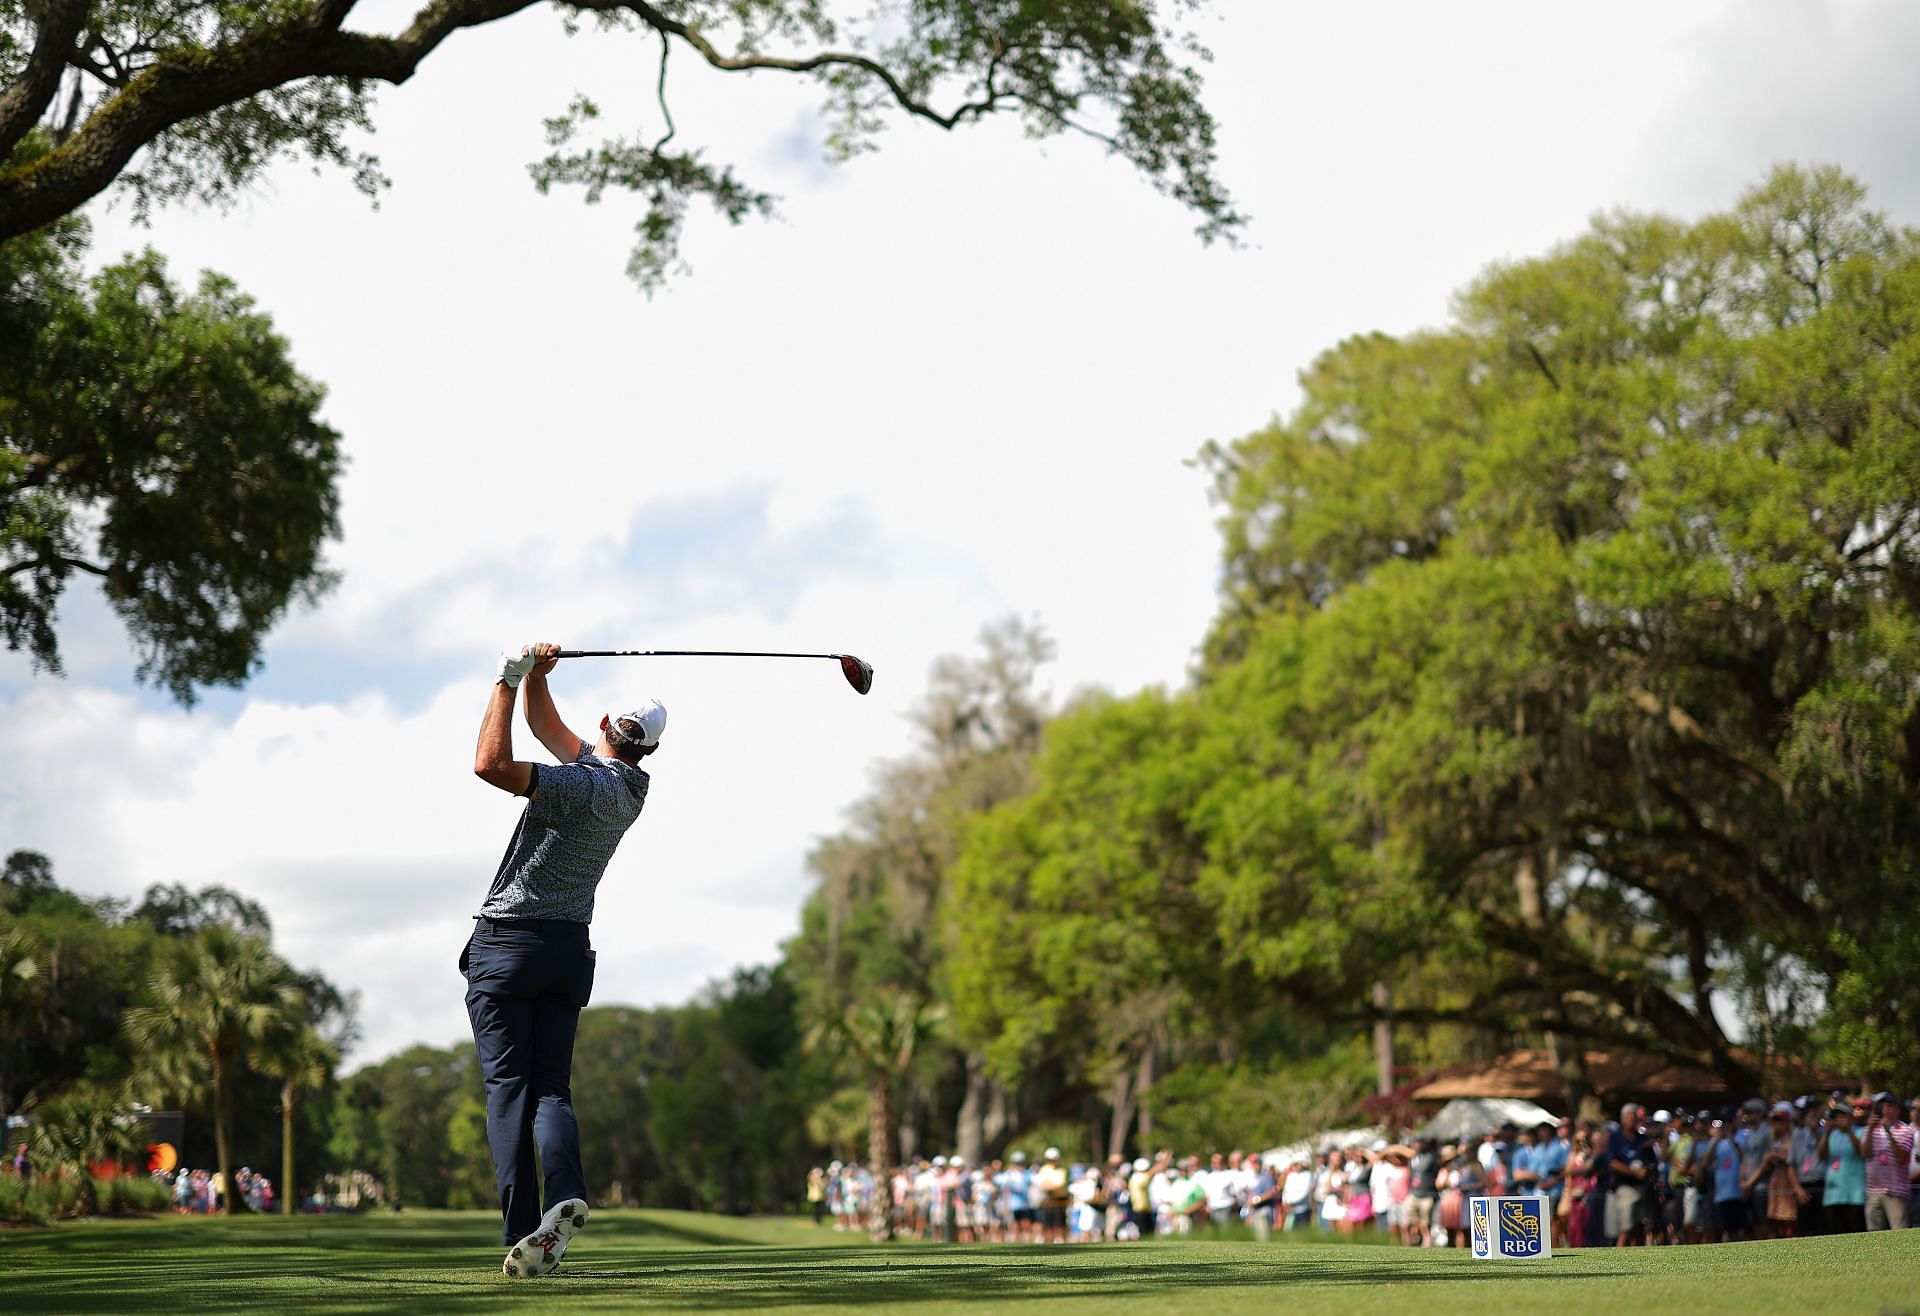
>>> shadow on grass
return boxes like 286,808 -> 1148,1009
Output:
1,1221 -> 1616,1314
563,1246 -> 1613,1309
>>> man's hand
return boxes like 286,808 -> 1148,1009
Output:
528,641 -> 562,679
498,646 -> 538,689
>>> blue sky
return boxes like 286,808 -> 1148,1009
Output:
3,0 -> 1915,1065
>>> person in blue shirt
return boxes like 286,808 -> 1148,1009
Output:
1000,1153 -> 1033,1242
1711,1117 -> 1750,1241
1529,1122 -> 1571,1245
1819,1100 -> 1868,1234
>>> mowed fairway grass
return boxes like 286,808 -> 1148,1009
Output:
3,1209 -> 1917,1314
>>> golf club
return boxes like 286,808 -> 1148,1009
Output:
556,648 -> 875,695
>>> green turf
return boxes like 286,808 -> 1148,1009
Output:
2,1209 -> 1916,1313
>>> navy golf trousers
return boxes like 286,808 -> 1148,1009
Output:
461,916 -> 596,1246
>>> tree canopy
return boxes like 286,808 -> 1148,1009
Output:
940,165 -> 1920,1130
1,1 -> 1239,701
0,1 -> 1243,283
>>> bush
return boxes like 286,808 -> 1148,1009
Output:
0,1172 -> 168,1223
94,1174 -> 169,1215
0,1173 -> 45,1225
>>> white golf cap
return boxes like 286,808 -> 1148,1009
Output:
1133,1158 -> 1150,1172
1044,1146 -> 1061,1160
607,699 -> 667,748
1651,1109 -> 1673,1123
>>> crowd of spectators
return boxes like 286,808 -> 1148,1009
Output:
805,1090 -> 1919,1246
163,1166 -> 275,1214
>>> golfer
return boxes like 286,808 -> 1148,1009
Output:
465,640 -> 665,1277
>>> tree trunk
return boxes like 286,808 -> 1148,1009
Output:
955,1052 -> 990,1165
280,1082 -> 296,1215
1136,1041 -> 1158,1143
867,1078 -> 894,1242
1107,1066 -> 1138,1160
213,1048 -> 236,1215
1372,980 -> 1394,1096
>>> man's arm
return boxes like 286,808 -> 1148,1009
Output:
474,671 -> 537,797
521,641 -> 586,761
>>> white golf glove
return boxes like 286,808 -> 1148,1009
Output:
497,647 -> 538,689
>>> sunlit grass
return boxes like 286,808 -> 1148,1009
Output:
1,1208 -> 1915,1313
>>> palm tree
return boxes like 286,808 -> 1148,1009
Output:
809,989 -> 946,1242
257,1023 -> 339,1214
125,926 -> 302,1214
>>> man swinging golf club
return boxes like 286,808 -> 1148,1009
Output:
466,640 -> 665,1277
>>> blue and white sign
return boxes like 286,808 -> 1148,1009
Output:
1467,1195 -> 1551,1259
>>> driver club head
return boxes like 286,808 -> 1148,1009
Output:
838,655 -> 874,695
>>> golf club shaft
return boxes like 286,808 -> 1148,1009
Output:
556,649 -> 845,660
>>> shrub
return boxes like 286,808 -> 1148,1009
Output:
0,1173 -> 45,1225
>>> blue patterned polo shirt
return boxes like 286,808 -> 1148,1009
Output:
476,740 -> 648,923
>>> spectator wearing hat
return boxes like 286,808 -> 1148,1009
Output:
1818,1098 -> 1867,1234
1862,1092 -> 1915,1231
1126,1156 -> 1154,1237
1530,1122 -> 1571,1248
1643,1111 -> 1675,1244
1742,1104 -> 1808,1238
1709,1116 -> 1749,1242
1034,1147 -> 1071,1242
1736,1097 -> 1772,1232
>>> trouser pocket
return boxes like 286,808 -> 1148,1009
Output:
572,948 -> 597,1007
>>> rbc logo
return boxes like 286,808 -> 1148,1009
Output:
1470,1195 -> 1550,1259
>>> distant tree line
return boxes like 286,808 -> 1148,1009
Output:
785,165 -> 1920,1205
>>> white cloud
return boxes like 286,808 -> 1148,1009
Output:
6,0 -> 1913,1066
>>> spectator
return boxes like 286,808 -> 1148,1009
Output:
806,1167 -> 826,1225
1404,1139 -> 1439,1246
1711,1116 -> 1750,1243
1342,1151 -> 1372,1235
1202,1152 -> 1236,1231
1127,1156 -> 1154,1238
1790,1098 -> 1827,1237
1742,1104 -> 1808,1238
1244,1153 -> 1277,1242
1862,1091 -> 1914,1231
1604,1104 -> 1652,1246
1668,1113 -> 1704,1244
11,1141 -> 27,1178
1820,1099 -> 1867,1234
1531,1121 -> 1571,1247
1281,1158 -> 1314,1232
1366,1141 -> 1397,1239
1564,1127 -> 1598,1247
1737,1097 -> 1771,1232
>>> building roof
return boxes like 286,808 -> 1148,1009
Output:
1410,1048 -> 1846,1106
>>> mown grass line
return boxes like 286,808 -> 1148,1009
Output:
1,1209 -> 1916,1313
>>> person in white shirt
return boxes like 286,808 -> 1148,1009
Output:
1203,1152 -> 1238,1229
1282,1161 -> 1314,1230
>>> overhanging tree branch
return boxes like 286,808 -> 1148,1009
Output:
0,0 -> 91,162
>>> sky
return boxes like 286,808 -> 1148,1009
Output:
3,0 -> 1916,1066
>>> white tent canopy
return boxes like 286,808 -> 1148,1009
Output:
1420,1097 -> 1560,1143
1262,1125 -> 1385,1169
